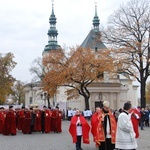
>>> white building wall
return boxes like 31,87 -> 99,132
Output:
24,74 -> 138,111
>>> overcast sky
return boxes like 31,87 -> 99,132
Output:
0,0 -> 125,83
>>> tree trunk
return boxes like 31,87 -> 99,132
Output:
140,80 -> 146,108
47,98 -> 50,108
84,96 -> 90,110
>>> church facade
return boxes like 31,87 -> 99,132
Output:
24,2 -> 139,111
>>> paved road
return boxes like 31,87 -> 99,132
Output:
0,121 -> 150,150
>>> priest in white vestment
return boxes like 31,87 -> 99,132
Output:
115,102 -> 138,150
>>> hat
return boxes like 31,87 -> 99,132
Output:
9,105 -> 13,109
103,101 -> 110,108
56,106 -> 59,109
21,106 -> 25,109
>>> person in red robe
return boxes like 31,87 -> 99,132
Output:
130,107 -> 141,138
3,105 -> 17,135
44,108 -> 52,133
17,106 -> 25,131
55,106 -> 62,133
41,106 -> 52,133
127,101 -> 141,138
69,109 -> 90,150
91,101 -> 116,150
0,107 -> 5,133
22,108 -> 31,134
51,107 -> 59,132
91,107 -> 101,144
34,109 -> 41,132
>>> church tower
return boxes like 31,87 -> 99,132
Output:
92,4 -> 100,31
43,1 -> 60,56
80,3 -> 107,51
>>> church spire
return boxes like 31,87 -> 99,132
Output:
92,2 -> 100,30
43,0 -> 60,53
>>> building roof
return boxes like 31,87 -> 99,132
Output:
43,1 -> 60,53
80,29 -> 107,50
80,4 -> 107,50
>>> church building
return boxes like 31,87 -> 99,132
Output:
24,2 -> 139,111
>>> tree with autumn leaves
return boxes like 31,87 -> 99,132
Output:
11,80 -> 25,105
102,0 -> 150,108
0,53 -> 16,104
42,46 -> 115,110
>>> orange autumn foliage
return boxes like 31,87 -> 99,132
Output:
0,53 -> 16,104
42,46 -> 115,102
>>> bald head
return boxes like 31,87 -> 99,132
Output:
75,110 -> 81,116
95,107 -> 101,114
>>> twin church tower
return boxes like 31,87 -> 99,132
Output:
25,1 -> 138,110
43,1 -> 106,55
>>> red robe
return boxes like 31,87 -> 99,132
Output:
130,108 -> 141,138
22,111 -> 31,134
0,111 -> 5,133
34,110 -> 42,131
3,110 -> 16,135
69,115 -> 90,144
56,110 -> 62,133
44,109 -> 51,133
91,110 -> 116,146
51,109 -> 59,132
17,110 -> 25,130
91,112 -> 99,142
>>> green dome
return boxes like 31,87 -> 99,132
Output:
43,2 -> 60,54
92,5 -> 100,29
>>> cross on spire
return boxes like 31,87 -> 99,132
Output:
51,0 -> 54,4
95,1 -> 97,6
92,0 -> 100,30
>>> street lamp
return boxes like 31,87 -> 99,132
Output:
40,93 -> 46,105
47,93 -> 50,108
40,92 -> 50,108
99,92 -> 103,108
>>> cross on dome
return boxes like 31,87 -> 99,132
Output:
51,0 -> 54,4
95,1 -> 97,6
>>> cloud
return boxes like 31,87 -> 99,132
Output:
0,0 -> 125,83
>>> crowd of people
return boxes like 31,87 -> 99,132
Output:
0,101 -> 150,150
0,105 -> 62,135
69,101 -> 150,150
67,108 -> 93,121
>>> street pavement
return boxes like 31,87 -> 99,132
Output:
0,120 -> 150,150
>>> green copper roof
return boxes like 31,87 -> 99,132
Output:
44,43 -> 61,51
43,2 -> 60,53
49,3 -> 56,24
92,5 -> 100,30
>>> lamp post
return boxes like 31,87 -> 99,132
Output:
28,83 -> 34,105
47,93 -> 50,108
44,92 -> 47,106
40,93 -> 46,106
40,92 -> 50,108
